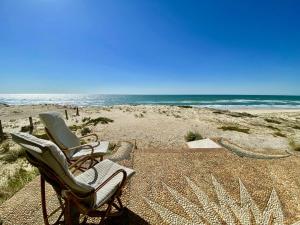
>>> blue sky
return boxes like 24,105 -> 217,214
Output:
0,0 -> 299,95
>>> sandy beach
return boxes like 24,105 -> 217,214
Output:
1,104 -> 300,224
1,104 -> 300,151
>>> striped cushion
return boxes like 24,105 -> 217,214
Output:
76,159 -> 135,207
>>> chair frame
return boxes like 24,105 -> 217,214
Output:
23,140 -> 128,225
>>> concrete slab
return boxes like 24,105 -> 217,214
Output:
186,138 -> 222,149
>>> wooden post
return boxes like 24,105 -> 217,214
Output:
29,117 -> 34,134
0,120 -> 4,141
65,110 -> 69,120
76,107 -> 79,116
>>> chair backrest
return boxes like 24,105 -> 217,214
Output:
39,112 -> 80,157
11,132 -> 94,200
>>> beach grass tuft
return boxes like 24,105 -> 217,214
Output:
69,124 -> 82,131
228,112 -> 257,118
273,131 -> 287,138
289,139 -> 300,151
1,147 -> 26,163
82,117 -> 91,123
0,142 -> 10,154
185,131 -> 203,142
212,109 -> 257,118
85,117 -> 114,126
178,105 -> 193,109
219,126 -> 250,134
265,118 -> 281,124
81,127 -> 91,136
108,143 -> 117,151
20,125 -> 31,132
212,109 -> 228,114
291,125 -> 300,130
0,167 -> 38,204
135,113 -> 144,118
265,125 -> 280,131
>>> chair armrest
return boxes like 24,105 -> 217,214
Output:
79,133 -> 99,142
69,155 -> 94,172
95,169 -> 127,192
66,144 -> 95,155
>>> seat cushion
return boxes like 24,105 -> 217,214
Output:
39,112 -> 81,157
75,159 -> 135,208
71,141 -> 109,159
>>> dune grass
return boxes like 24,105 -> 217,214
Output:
219,126 -> 250,134
0,167 -> 38,204
212,109 -> 257,118
185,131 -> 203,142
0,143 -> 26,164
273,131 -> 287,138
291,125 -> 300,130
69,124 -> 82,131
1,148 -> 26,163
228,112 -> 257,118
265,125 -> 280,131
82,117 -> 91,123
20,125 -> 31,132
84,117 -> 114,126
178,105 -> 193,109
289,139 -> 300,151
265,118 -> 281,124
0,142 -> 10,154
81,127 -> 91,136
134,113 -> 144,118
0,141 -> 39,205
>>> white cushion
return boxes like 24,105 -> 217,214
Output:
71,141 -> 109,159
75,159 -> 135,207
39,112 -> 80,157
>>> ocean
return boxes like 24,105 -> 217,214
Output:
0,94 -> 300,109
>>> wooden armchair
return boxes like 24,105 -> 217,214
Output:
39,112 -> 109,163
11,132 -> 135,225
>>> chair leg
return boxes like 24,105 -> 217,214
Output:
116,197 -> 123,210
99,203 -> 113,225
40,176 -> 66,225
41,176 -> 50,225
64,198 -> 80,225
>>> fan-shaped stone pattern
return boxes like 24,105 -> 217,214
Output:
145,175 -> 298,225
127,148 -> 300,225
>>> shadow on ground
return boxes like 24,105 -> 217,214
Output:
85,208 -> 149,225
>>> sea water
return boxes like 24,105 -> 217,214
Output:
0,94 -> 300,109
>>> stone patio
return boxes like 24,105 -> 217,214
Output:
1,148 -> 300,224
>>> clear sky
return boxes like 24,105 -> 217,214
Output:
0,0 -> 299,95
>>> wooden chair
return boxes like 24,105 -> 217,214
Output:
39,112 -> 109,163
12,132 -> 135,225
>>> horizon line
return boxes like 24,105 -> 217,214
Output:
0,93 -> 300,97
